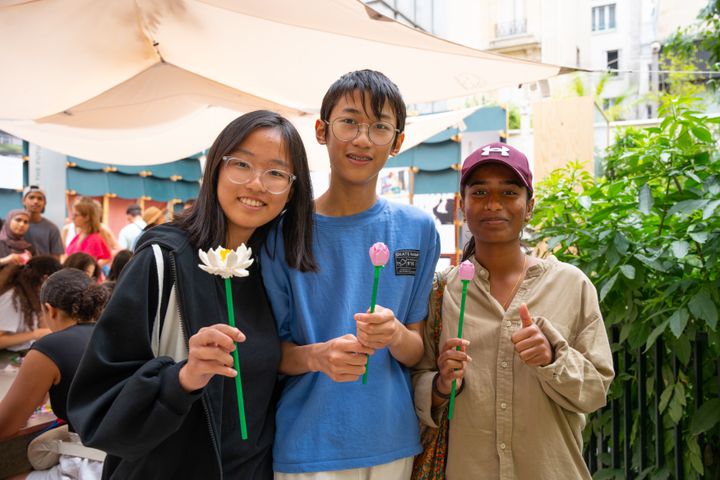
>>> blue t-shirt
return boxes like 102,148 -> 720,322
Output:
260,198 -> 441,473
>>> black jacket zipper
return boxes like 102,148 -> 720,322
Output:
169,251 -> 224,480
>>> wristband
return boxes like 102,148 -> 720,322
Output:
432,372 -> 465,399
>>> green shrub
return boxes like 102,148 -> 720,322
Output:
530,95 -> 720,478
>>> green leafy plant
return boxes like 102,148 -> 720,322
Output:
530,95 -> 720,478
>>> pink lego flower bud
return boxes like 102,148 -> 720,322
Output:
369,242 -> 390,267
458,260 -> 475,281
18,251 -> 31,265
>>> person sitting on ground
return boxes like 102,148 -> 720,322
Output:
0,268 -> 109,480
22,186 -> 64,260
0,256 -> 62,352
141,206 -> 167,231
65,197 -> 111,268
0,209 -> 35,267
63,252 -> 102,284
117,205 -> 146,251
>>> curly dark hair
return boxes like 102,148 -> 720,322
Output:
0,255 -> 62,328
40,268 -> 109,323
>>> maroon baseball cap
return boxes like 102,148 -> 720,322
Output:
460,142 -> 533,196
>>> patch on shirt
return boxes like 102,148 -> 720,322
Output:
394,249 -> 419,276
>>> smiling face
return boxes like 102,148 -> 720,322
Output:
216,127 -> 294,247
461,163 -> 534,246
316,90 -> 404,188
9,213 -> 30,237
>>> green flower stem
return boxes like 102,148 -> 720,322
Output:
225,278 -> 248,440
362,265 -> 382,385
448,279 -> 469,420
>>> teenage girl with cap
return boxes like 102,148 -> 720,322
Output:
412,143 -> 614,480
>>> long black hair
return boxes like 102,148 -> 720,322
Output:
174,110 -> 317,272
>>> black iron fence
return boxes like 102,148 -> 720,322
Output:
584,328 -> 719,479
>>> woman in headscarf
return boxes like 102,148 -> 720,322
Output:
0,209 -> 35,267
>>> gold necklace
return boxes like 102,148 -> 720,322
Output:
502,255 -> 527,310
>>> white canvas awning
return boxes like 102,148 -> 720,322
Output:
0,0 -> 566,168
0,107 -> 481,172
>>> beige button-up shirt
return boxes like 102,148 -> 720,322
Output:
413,256 -> 614,480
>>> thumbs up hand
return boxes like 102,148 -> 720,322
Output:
510,303 -> 553,367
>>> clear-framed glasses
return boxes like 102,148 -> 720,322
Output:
221,156 -> 296,195
324,117 -> 400,146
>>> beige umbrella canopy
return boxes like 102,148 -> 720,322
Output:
0,0 -> 564,167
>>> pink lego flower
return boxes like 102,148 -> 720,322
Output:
18,251 -> 31,265
369,242 -> 390,267
458,260 -> 475,281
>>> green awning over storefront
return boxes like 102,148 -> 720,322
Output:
69,156 -> 202,181
0,188 -> 21,213
66,156 -> 201,201
67,169 -> 199,201
414,168 -> 459,194
387,140 -> 459,170
107,172 -> 145,199
67,169 -> 110,196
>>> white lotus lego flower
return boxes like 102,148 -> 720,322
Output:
198,245 -> 254,279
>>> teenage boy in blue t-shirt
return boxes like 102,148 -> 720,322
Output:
261,70 -> 440,479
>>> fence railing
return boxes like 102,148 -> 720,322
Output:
583,329 -> 719,479
494,18 -> 527,38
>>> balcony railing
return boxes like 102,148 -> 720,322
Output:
494,18 -> 527,38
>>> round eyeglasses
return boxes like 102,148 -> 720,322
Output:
324,117 -> 400,146
221,156 -> 296,195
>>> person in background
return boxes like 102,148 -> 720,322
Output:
62,204 -> 119,256
183,198 -> 196,211
106,249 -> 131,283
0,209 -> 35,267
117,205 -> 146,251
63,252 -> 102,284
0,256 -> 62,351
101,249 -> 132,294
69,110 -> 317,479
0,268 -> 109,479
412,143 -> 614,479
66,197 -> 111,268
22,186 -> 64,260
141,206 -> 167,231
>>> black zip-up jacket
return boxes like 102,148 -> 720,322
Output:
68,225 -> 279,479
